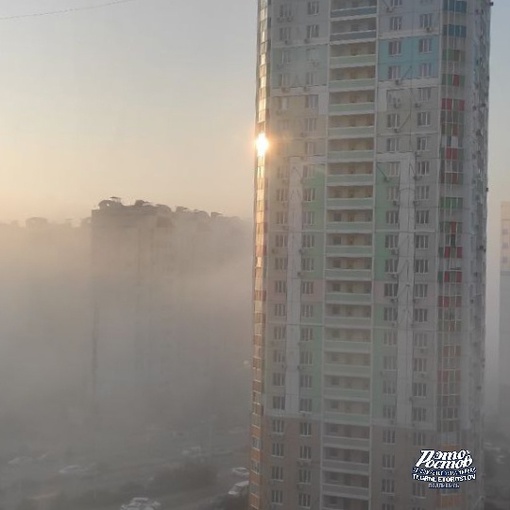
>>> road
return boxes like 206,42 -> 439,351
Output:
0,429 -> 249,510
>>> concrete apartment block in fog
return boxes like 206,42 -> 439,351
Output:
91,199 -> 251,431
251,1 -> 489,509
499,203 -> 510,424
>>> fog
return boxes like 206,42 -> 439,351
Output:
0,202 -> 253,464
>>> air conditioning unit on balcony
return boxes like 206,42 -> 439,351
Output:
393,127 -> 400,133
391,248 -> 399,255
414,102 -> 422,108
395,78 -> 402,86
386,6 -> 395,13
426,26 -> 433,32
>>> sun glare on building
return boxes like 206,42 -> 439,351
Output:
255,133 -> 269,157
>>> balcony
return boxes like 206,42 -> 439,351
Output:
331,6 -> 377,19
326,173 -> 374,186
323,363 -> 371,378
326,292 -> 372,304
322,484 -> 370,499
322,459 -> 370,474
325,221 -> 373,233
325,244 -> 373,256
325,268 -> 372,280
329,126 -> 374,139
326,197 -> 374,209
324,387 -> 370,400
329,78 -> 375,91
331,30 -> 376,42
322,435 -> 370,449
330,54 -> 376,68
329,102 -> 375,115
324,411 -> 370,425
324,340 -> 371,353
328,150 -> 374,162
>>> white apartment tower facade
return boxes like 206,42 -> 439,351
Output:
251,1 -> 490,509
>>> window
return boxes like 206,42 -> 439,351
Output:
273,373 -> 285,386
303,165 -> 316,179
281,49 -> 291,64
419,14 -> 433,29
299,398 -> 312,413
301,327 -> 314,341
275,280 -> 287,294
417,87 -> 432,101
302,258 -> 315,271
414,284 -> 428,298
389,40 -> 402,56
300,374 -> 313,388
385,259 -> 398,273
413,308 -> 428,322
384,283 -> 398,298
414,332 -> 429,348
383,380 -> 396,395
386,137 -> 399,152
276,188 -> 288,202
298,493 -> 311,508
305,71 -> 316,86
299,445 -> 312,460
274,326 -> 286,340
387,161 -> 400,177
299,469 -> 311,484
300,422 -> 312,436
412,407 -> 427,422
390,0 -> 402,5
419,63 -> 432,78
301,281 -> 314,295
387,113 -> 400,129
383,356 -> 397,370
382,429 -> 396,444
387,186 -> 399,201
307,1 -> 319,15
272,419 -> 285,434
382,479 -> 395,494
301,304 -> 314,318
305,94 -> 319,109
383,331 -> 397,346
303,188 -> 316,201
300,350 -> 313,365
415,185 -> 430,200
273,349 -> 286,363
390,16 -> 402,31
279,27 -> 291,42
383,405 -> 396,419
275,234 -> 288,248
413,481 -> 426,497
385,234 -> 398,249
388,65 -> 401,80
414,259 -> 429,273
419,38 -> 432,53
416,160 -> 430,176
383,505 -> 395,510
277,73 -> 290,88
417,112 -> 431,127
383,454 -> 396,469
275,257 -> 288,271
417,137 -> 429,151
276,211 -> 288,225
413,357 -> 427,372
305,141 -> 316,156
279,3 -> 292,18
413,382 -> 427,397
413,432 -> 426,446
302,234 -> 315,248
272,442 -> 284,456
271,490 -> 283,504
386,211 -> 399,225
273,396 -> 286,410
415,210 -> 429,225
271,466 -> 284,481
304,118 -> 317,132
302,211 -> 315,226
306,25 -> 319,39
384,307 -> 398,322
274,303 -> 287,317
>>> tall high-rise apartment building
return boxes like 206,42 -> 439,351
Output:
498,203 -> 510,424
251,1 -> 489,509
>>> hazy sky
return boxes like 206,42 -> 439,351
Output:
0,1 -> 507,403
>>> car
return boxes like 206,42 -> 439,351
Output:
231,467 -> 249,478
120,497 -> 161,510
58,464 -> 89,476
7,456 -> 33,466
228,480 -> 249,498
